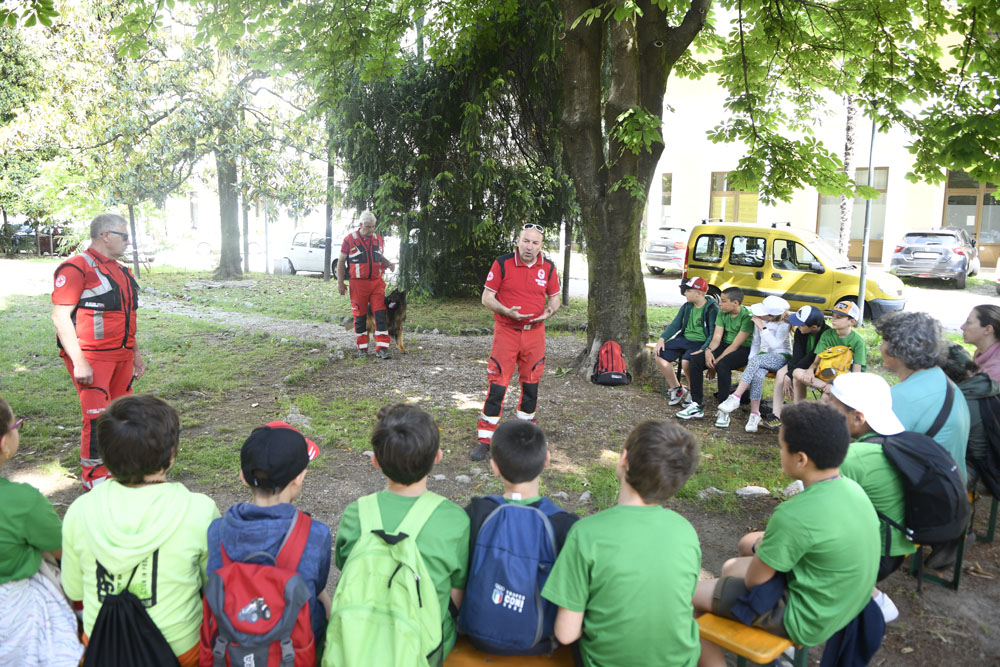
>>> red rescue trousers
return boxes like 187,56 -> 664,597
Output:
348,277 -> 390,351
63,351 -> 134,489
476,321 -> 546,445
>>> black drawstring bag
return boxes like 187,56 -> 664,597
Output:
82,563 -> 180,667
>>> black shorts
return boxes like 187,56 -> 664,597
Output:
711,575 -> 790,638
657,336 -> 704,363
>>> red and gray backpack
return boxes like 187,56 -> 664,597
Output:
591,341 -> 632,386
199,511 -> 316,666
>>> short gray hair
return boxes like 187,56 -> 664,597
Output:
359,210 -> 376,226
90,213 -> 127,239
876,311 -> 947,370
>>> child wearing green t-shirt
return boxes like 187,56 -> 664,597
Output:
693,402 -> 880,666
792,300 -> 866,395
654,276 -> 719,407
330,404 -> 470,661
542,421 -> 701,667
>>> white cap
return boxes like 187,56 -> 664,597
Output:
749,295 -> 790,317
830,373 -> 905,436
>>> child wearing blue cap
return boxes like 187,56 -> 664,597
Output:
764,305 -> 830,430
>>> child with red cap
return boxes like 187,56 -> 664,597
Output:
653,276 -> 719,407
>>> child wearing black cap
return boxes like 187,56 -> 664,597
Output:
206,421 -> 332,648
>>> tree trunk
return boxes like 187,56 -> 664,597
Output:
562,217 -> 572,306
242,192 -> 250,274
323,120 -> 336,282
838,94 -> 857,257
215,146 -> 243,279
557,0 -> 709,377
127,204 -> 141,277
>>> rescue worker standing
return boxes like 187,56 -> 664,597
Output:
338,210 -> 396,359
471,224 -> 561,461
51,213 -> 146,489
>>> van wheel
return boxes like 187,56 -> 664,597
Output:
283,258 -> 296,275
707,285 -> 722,300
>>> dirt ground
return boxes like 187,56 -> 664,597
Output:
8,285 -> 999,666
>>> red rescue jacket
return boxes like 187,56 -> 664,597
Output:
55,250 -> 139,352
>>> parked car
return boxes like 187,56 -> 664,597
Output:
683,221 -> 906,321
282,229 -> 399,277
889,227 -> 980,289
642,226 -> 687,274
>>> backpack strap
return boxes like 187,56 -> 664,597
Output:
926,379 -> 956,439
395,492 -> 446,540
275,511 -> 313,571
358,492 -> 385,535
485,495 -> 508,506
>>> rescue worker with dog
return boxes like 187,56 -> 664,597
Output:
51,213 -> 146,490
471,224 -> 561,461
337,210 -> 396,359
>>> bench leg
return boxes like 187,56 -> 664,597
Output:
909,535 -> 968,592
983,496 -> 998,543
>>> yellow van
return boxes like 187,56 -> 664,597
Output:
683,222 -> 906,320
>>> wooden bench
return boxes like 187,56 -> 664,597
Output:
697,613 -> 808,666
444,637 -> 575,666
646,343 -> 775,400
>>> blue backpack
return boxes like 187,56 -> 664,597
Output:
458,496 -> 563,655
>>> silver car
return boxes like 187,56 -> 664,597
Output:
890,228 -> 980,289
642,226 -> 688,274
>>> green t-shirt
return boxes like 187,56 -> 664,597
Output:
541,504 -> 701,667
682,304 -> 708,343
814,328 -> 866,368
715,305 -> 754,348
335,490 -> 470,656
62,481 -> 220,656
0,477 -> 63,584
840,433 -> 917,557
756,477 -> 879,646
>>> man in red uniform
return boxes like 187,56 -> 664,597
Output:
471,223 -> 561,461
51,213 -> 146,489
337,210 -> 396,359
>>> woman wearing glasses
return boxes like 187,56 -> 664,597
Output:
0,399 -> 84,665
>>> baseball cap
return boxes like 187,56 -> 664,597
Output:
681,276 -> 708,292
788,305 -> 825,327
830,373 -> 905,436
831,300 -> 862,322
241,421 -> 320,489
749,295 -> 790,317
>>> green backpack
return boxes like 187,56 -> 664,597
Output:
323,492 -> 445,667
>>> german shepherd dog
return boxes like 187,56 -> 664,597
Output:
365,288 -> 407,353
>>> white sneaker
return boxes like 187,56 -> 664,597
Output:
668,386 -> 689,406
745,412 -> 761,433
681,392 -> 694,407
873,589 -> 899,623
676,403 -> 704,420
717,393 -> 741,413
714,411 -> 730,428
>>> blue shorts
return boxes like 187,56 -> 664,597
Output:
657,336 -> 705,362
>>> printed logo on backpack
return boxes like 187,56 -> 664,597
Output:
459,496 -> 562,655
815,345 -> 853,381
199,511 -> 316,667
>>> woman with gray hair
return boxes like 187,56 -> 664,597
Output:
876,311 -> 970,480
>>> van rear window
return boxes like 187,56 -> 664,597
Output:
692,234 -> 725,263
730,236 -> 765,267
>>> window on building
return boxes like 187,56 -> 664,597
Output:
816,167 -> 888,244
709,172 -> 758,223
730,235 -> 765,267
944,170 -> 1000,243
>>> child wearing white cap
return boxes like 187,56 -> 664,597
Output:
716,296 -> 791,432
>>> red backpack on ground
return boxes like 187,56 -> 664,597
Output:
591,340 -> 632,386
199,511 -> 316,667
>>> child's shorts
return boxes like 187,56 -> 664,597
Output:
657,336 -> 704,362
711,575 -> 790,638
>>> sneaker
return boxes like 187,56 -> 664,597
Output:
356,349 -> 368,358
873,590 -> 899,623
717,393 -> 741,413
375,348 -> 391,360
676,403 -> 704,420
761,415 -> 782,431
714,411 -> 731,428
745,412 -> 762,433
469,442 -> 491,461
681,392 -> 694,407
668,386 -> 688,406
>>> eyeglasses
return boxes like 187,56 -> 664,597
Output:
5,418 -> 24,434
522,223 -> 544,233
107,230 -> 130,242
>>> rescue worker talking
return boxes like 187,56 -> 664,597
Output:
51,213 -> 146,489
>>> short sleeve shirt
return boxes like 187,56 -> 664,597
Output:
541,505 -> 700,667
484,253 -> 560,327
335,491 -> 470,656
813,328 -> 866,368
890,367 -> 970,481
839,434 -> 917,557
716,305 -> 754,347
683,304 -> 708,342
0,478 -> 63,584
755,477 -> 879,646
